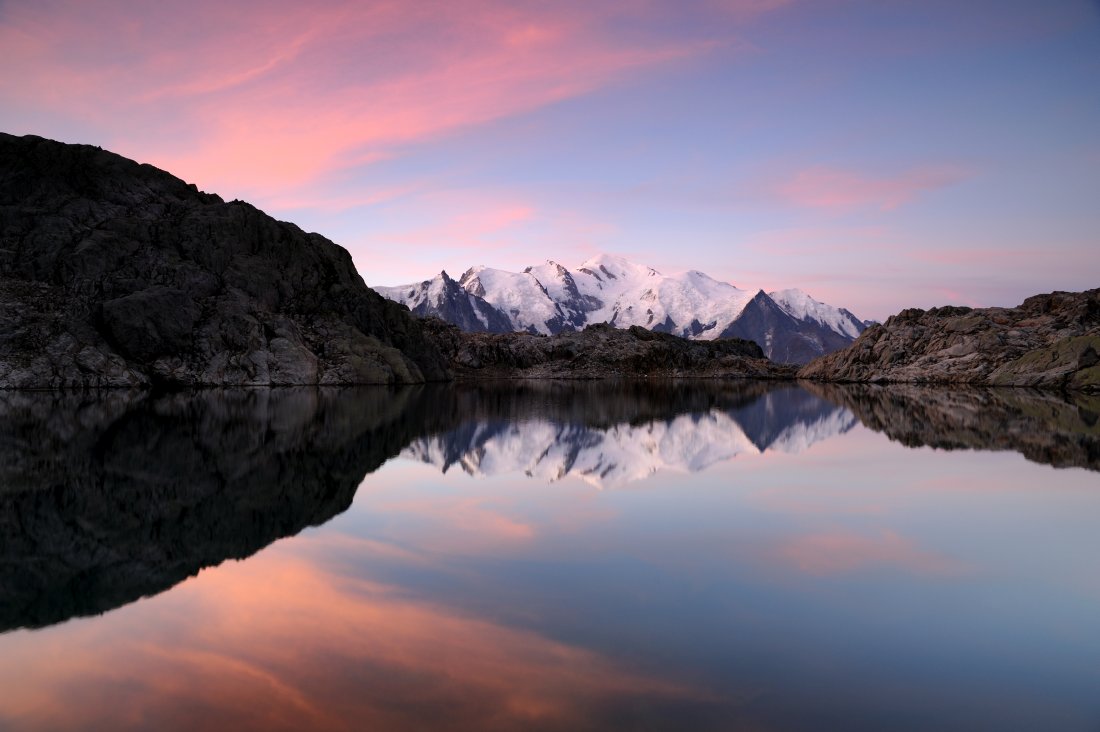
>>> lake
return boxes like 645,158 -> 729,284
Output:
0,381 -> 1097,731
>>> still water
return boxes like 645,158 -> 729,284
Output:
0,381 -> 1097,731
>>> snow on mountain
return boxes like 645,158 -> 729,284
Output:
571,254 -> 759,338
374,271 -> 512,333
768,407 -> 859,454
400,398 -> 855,489
458,265 -> 567,335
769,288 -> 864,340
374,254 -> 867,363
523,260 -> 602,328
403,413 -> 759,490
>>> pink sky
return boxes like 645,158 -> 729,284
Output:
2,0 -> 1097,320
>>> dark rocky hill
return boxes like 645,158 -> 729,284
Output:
799,289 -> 1100,392
0,133 -> 448,387
422,319 -> 797,380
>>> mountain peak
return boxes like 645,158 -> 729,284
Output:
578,253 -> 661,282
378,254 -> 867,363
769,288 -> 865,340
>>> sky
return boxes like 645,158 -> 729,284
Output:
1,0 -> 1098,321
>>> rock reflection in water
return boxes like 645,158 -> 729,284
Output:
0,380 -> 848,633
4,379 -> 1093,636
0,386 -> 442,632
2,381 -> 1100,731
810,383 -> 1100,472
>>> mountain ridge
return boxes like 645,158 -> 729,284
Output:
376,254 -> 867,364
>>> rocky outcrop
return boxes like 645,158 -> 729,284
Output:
799,289 -> 1100,391
0,133 -> 448,387
422,320 -> 798,380
808,382 -> 1100,472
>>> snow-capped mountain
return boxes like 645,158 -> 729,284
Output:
374,254 -> 867,364
400,387 -> 857,489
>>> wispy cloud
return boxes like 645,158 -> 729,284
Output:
0,547 -> 704,730
0,0 -> 757,202
775,165 -> 970,211
777,530 -> 969,577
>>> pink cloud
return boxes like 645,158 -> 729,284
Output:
338,188 -> 621,284
0,1 -> 751,203
905,248 -> 1047,266
370,191 -> 541,245
776,165 -> 970,211
710,0 -> 795,17
777,530 -> 968,577
0,549 -> 703,730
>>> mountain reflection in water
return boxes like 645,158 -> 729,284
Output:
0,381 -> 844,631
2,381 -> 1098,634
1,381 -> 1100,731
402,383 -> 856,488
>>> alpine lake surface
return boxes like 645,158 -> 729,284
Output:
1,380 -> 1098,731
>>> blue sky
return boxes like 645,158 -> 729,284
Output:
2,0 -> 1097,319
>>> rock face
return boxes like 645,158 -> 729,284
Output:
422,319 -> 797,380
0,133 -> 448,387
808,382 -> 1100,472
387,269 -> 514,333
717,290 -> 856,366
799,289 -> 1100,392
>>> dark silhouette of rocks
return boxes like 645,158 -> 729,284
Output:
0,386 -> 454,631
0,380 -> 822,632
422,320 -> 797,380
810,382 -> 1100,471
0,133 -> 448,387
3,378 -> 1097,633
799,289 -> 1100,391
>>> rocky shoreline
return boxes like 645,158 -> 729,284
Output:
2,133 -> 1095,392
798,290 -> 1099,392
421,319 -> 796,380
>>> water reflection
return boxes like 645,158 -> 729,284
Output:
2,381 -> 846,633
404,382 -> 855,488
0,547 -> 709,732
3,382 -> 1099,634
811,383 -> 1100,472
2,382 -> 1100,730
0,386 -> 443,631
